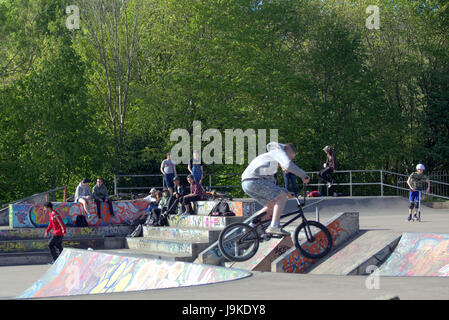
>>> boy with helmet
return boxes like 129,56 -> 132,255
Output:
406,164 -> 430,221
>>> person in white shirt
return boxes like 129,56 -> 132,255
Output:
241,142 -> 310,236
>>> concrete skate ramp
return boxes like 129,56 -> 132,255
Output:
379,233 -> 449,277
18,248 -> 251,298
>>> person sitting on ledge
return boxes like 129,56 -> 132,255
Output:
92,178 -> 114,219
183,174 -> 205,215
74,178 -> 92,215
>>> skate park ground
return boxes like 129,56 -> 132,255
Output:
1,196 -> 449,300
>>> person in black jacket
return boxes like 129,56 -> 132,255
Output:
318,146 -> 337,189
167,176 -> 186,214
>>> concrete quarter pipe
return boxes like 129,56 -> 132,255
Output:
379,233 -> 449,277
18,248 -> 252,298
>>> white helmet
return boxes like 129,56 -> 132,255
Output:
416,164 -> 425,170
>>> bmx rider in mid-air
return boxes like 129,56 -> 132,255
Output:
241,142 -> 310,236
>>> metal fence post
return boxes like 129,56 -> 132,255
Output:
114,175 -> 117,196
350,171 -> 353,197
209,175 -> 212,191
315,206 -> 320,222
380,170 -> 384,197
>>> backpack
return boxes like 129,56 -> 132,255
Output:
208,200 -> 235,217
75,215 -> 89,227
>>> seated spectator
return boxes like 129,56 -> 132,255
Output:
92,178 -> 114,219
183,174 -> 205,215
167,176 -> 186,214
75,178 -> 92,214
149,189 -> 170,225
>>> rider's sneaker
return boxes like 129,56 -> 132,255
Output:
413,214 -> 418,221
266,226 -> 290,237
407,214 -> 412,221
327,182 -> 333,189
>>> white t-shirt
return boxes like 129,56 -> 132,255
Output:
242,142 -> 307,181
144,195 -> 156,203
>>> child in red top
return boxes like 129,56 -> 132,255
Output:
43,202 -> 66,263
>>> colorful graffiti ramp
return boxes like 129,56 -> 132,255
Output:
379,233 -> 449,277
18,249 -> 252,298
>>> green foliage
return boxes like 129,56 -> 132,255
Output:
1,0 -> 448,204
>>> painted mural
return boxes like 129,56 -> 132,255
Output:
278,220 -> 350,273
10,200 -> 149,228
379,233 -> 449,277
19,248 -> 251,298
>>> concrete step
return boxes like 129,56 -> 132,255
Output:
0,251 -> 53,266
168,215 -> 243,230
99,249 -> 194,262
0,236 -> 126,253
143,226 -> 220,243
126,237 -> 209,257
0,237 -> 106,253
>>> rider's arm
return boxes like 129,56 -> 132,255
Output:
270,149 -> 308,179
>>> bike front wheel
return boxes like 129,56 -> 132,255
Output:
293,221 -> 332,259
218,222 -> 260,262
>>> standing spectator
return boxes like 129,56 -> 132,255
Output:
92,178 -> 114,219
188,150 -> 204,184
183,175 -> 205,215
160,152 -> 177,193
318,146 -> 338,189
75,178 -> 92,214
43,202 -> 66,264
281,159 -> 298,196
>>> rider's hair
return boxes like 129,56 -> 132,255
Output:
285,143 -> 296,153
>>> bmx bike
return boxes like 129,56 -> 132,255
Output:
218,186 -> 333,262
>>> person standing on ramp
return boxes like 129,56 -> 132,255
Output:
407,164 -> 430,221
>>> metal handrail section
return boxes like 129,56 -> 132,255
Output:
113,169 -> 449,201
9,186 -> 68,205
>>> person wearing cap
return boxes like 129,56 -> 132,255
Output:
318,146 -> 337,189
407,164 -> 430,221
74,178 -> 93,215
136,188 -> 160,212
241,142 -> 310,236
169,176 -> 187,214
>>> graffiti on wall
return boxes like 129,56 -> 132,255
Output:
10,201 -> 149,228
280,220 -> 349,273
379,233 -> 449,277
168,215 -> 229,229
196,201 -> 244,216
19,249 -> 251,298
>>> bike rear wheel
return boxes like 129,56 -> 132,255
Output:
293,221 -> 332,259
218,222 -> 260,262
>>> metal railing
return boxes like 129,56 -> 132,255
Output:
113,170 -> 449,201
9,186 -> 69,205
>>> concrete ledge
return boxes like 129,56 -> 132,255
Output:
271,212 -> 359,273
168,215 -> 243,230
0,226 -> 134,240
195,199 -> 260,217
9,201 -> 149,228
